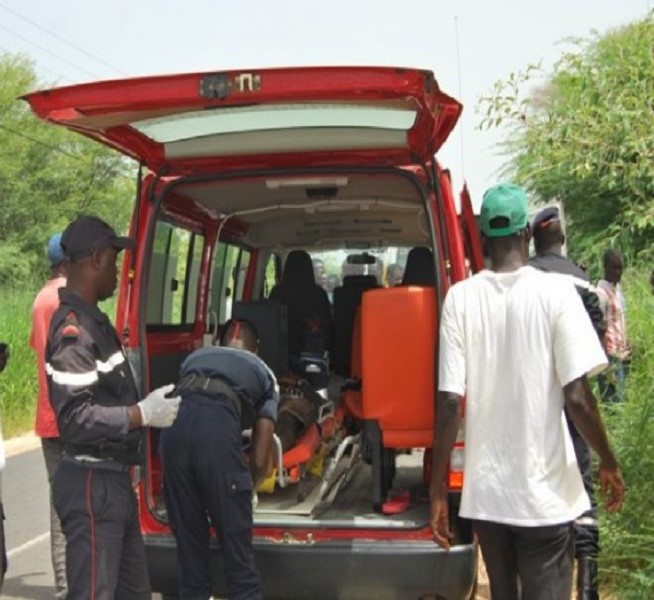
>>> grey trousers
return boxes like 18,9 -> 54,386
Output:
42,437 -> 68,600
474,519 -> 575,600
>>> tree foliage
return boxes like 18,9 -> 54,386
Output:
0,53 -> 136,284
478,13 -> 654,264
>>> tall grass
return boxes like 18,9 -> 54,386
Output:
0,285 -> 40,437
0,285 -> 118,438
599,268 -> 654,598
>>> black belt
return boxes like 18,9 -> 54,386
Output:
175,373 -> 243,417
63,453 -> 131,473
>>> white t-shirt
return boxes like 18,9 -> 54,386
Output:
439,266 -> 607,526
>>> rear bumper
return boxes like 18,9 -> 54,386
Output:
145,534 -> 478,599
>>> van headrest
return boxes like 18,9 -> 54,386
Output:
281,250 -> 315,288
401,247 -> 435,286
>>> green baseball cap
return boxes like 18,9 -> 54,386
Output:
480,183 -> 529,238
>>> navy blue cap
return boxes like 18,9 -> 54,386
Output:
532,206 -> 560,230
61,215 -> 134,260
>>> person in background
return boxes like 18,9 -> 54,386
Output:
430,183 -> 624,600
29,232 -> 68,599
0,342 -> 9,593
596,250 -> 631,403
46,215 -> 181,599
528,206 -> 605,599
386,263 -> 404,287
312,258 -> 328,290
160,318 -> 278,600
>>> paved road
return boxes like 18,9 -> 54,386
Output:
3,446 -> 54,599
2,441 -> 167,599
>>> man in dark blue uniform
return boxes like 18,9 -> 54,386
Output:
46,215 -> 181,600
528,206 -> 605,600
160,318 -> 278,600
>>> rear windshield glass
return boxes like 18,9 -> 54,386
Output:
132,101 -> 417,143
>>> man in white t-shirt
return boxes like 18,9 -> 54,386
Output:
429,183 -> 624,599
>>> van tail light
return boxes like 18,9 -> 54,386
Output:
448,444 -> 465,490
423,418 -> 465,490
448,418 -> 465,490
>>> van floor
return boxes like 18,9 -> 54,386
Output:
254,449 -> 431,529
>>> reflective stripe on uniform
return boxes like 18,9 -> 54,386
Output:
96,351 -> 125,373
46,363 -> 99,387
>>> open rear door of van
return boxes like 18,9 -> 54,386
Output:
23,66 -> 461,175
460,183 -> 484,273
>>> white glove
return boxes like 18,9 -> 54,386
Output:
138,384 -> 181,428
252,491 -> 259,510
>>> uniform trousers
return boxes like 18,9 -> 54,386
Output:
474,519 -> 574,600
161,398 -> 261,600
52,457 -> 150,600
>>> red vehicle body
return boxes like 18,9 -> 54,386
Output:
25,66 -> 483,599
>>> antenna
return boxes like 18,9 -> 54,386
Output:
454,15 -> 465,178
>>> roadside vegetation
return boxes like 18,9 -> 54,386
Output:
480,11 -> 654,597
0,51 -> 134,430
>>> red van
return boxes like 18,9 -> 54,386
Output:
25,66 -> 482,599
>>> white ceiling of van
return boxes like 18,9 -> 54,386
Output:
171,172 -> 431,249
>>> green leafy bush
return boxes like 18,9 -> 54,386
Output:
598,269 -> 654,597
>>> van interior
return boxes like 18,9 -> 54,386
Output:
138,167 -> 468,539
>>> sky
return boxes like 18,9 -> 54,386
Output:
0,0 -> 650,207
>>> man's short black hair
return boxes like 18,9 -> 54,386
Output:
219,318 -> 259,350
603,249 -> 623,267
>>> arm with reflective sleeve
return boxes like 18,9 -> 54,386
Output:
47,320 -> 134,445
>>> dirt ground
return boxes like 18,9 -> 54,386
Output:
4,431 -> 41,457
477,558 -> 491,599
475,558 -> 618,600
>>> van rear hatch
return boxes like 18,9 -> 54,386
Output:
23,66 -> 461,174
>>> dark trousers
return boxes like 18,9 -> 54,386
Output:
566,412 -> 599,559
42,437 -> 68,599
160,399 -> 261,600
474,520 -> 575,600
52,458 -> 150,600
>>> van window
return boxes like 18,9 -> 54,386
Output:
309,247 -> 413,291
262,253 -> 279,298
208,242 -> 253,323
146,221 -> 204,326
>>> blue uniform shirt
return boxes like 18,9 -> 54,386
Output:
179,346 -> 279,427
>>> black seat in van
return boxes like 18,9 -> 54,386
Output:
401,246 -> 435,286
232,298 -> 289,377
269,250 -> 333,371
332,275 -> 378,376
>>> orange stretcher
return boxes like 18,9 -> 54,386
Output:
259,401 -> 347,492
